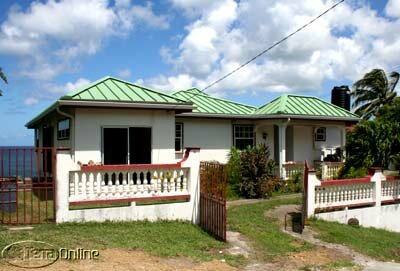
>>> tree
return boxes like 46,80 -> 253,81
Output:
351,69 -> 399,119
0,67 -> 8,96
345,97 -> 400,171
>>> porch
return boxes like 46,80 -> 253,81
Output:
254,120 -> 347,180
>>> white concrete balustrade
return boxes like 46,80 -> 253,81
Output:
381,179 -> 400,202
321,162 -> 344,180
282,162 -> 304,180
56,148 -> 201,223
69,167 -> 189,202
315,181 -> 374,209
308,170 -> 400,233
307,169 -> 400,217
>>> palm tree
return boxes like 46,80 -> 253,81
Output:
351,68 -> 399,119
0,67 -> 8,96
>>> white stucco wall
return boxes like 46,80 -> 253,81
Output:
56,148 -> 201,224
74,108 -> 175,164
292,125 -> 343,163
255,124 -> 275,158
316,204 -> 400,233
314,126 -> 342,150
177,118 -> 233,163
293,126 -> 317,163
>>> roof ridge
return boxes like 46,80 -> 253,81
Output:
107,77 -> 190,104
62,76 -> 190,104
277,94 -> 288,113
174,89 -> 257,110
257,95 -> 281,110
61,76 -> 110,99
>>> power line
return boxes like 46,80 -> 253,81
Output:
185,0 -> 345,100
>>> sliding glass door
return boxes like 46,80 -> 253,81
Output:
103,127 -> 151,165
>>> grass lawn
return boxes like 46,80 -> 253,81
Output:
310,218 -> 400,262
228,197 -> 313,261
0,220 -> 243,265
1,189 -> 54,223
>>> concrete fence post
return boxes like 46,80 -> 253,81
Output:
55,151 -> 79,223
180,147 -> 201,224
371,167 -> 385,207
307,170 -> 321,217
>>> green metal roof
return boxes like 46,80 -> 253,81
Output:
255,94 -> 359,118
26,77 -> 359,128
62,76 -> 190,104
172,88 -> 256,115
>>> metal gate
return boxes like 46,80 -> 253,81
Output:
199,162 -> 227,241
301,160 -> 309,232
0,147 -> 59,224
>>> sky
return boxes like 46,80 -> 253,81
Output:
0,0 -> 399,146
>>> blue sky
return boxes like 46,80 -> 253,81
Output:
0,0 -> 399,145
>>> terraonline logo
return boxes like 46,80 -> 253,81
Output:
1,240 -> 99,268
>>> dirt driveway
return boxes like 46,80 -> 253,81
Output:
0,248 -> 236,271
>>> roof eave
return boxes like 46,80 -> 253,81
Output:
25,101 -> 59,129
176,112 -> 360,122
58,100 -> 195,111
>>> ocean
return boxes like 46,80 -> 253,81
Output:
0,146 -> 40,177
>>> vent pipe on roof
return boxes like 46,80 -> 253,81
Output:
331,86 -> 351,111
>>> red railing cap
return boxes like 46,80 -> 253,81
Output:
320,176 -> 371,186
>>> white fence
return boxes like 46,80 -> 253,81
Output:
307,169 -> 400,217
321,162 -> 344,180
55,148 -> 200,223
282,161 -> 344,180
69,167 -> 189,203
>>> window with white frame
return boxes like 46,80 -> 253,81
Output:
315,127 -> 326,141
233,125 -> 255,150
57,119 -> 70,140
175,123 -> 183,152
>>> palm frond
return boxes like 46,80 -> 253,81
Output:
0,68 -> 8,84
388,71 -> 399,93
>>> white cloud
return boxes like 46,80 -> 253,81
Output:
136,74 -> 195,92
117,69 -> 132,79
23,77 -> 91,106
24,97 -> 39,105
170,0 -> 216,17
44,78 -> 91,95
0,0 -> 168,80
386,0 -> 400,17
141,0 -> 400,97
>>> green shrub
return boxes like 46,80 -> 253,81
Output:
286,172 -> 303,193
227,144 -> 277,199
338,166 -> 368,179
226,147 -> 242,198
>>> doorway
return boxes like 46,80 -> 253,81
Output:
42,126 -> 54,174
103,127 -> 152,165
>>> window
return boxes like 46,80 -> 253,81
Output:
233,125 -> 255,150
175,123 -> 183,152
57,119 -> 70,140
315,127 -> 326,141
103,127 -> 152,165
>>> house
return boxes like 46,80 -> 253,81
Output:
26,76 -> 360,179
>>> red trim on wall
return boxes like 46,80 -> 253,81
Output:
69,194 -> 190,206
80,147 -> 201,171
320,177 -> 371,186
81,163 -> 181,171
381,198 -> 400,204
385,176 -> 400,181
315,201 -> 375,212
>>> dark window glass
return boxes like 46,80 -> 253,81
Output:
233,125 -> 254,150
57,119 -> 70,140
175,123 -> 183,152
